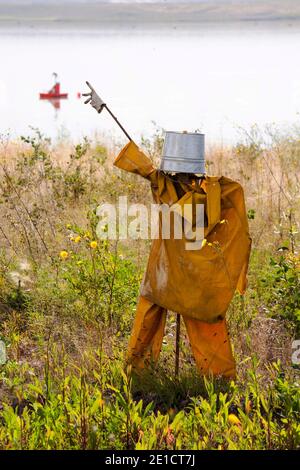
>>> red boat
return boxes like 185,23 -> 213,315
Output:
39,74 -> 68,100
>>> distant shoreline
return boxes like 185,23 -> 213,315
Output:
0,2 -> 300,30
0,21 -> 299,36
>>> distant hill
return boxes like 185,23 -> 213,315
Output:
0,1 -> 299,25
0,0 -> 299,4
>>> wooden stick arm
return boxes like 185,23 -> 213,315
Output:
83,81 -> 132,142
104,105 -> 132,142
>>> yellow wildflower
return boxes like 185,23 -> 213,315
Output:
74,236 -> 81,243
228,413 -> 241,426
90,241 -> 98,249
59,250 -> 69,260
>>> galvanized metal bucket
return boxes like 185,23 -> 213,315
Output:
160,131 -> 205,174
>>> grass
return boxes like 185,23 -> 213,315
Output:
0,123 -> 299,449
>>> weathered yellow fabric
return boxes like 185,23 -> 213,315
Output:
114,141 -> 251,377
114,141 -> 252,323
128,296 -> 236,378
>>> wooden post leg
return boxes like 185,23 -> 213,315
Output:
175,313 -> 181,378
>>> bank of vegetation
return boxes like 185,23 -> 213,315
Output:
0,125 -> 299,449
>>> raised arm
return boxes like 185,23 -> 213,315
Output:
83,81 -> 156,180
113,141 -> 156,180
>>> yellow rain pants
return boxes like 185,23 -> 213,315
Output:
127,296 -> 235,377
114,141 -> 251,378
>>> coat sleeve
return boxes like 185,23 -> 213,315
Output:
113,141 -> 156,179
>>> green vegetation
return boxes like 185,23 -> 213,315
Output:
0,125 -> 299,449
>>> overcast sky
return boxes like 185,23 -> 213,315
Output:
0,0 -> 272,4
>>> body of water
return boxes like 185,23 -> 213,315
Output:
1,22 -> 300,144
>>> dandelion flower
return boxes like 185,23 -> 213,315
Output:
90,241 -> 98,249
60,250 -> 69,260
228,413 -> 241,426
74,236 -> 81,243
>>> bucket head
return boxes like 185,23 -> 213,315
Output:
160,131 -> 205,174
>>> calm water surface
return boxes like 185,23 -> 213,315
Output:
1,23 -> 300,144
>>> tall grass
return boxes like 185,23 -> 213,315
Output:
0,124 -> 299,449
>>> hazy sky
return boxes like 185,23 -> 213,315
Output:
0,0 -> 277,3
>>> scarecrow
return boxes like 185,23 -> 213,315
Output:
83,82 -> 251,378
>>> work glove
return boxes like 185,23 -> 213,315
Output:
83,81 -> 106,113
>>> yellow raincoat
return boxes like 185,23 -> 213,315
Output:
114,141 -> 251,377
